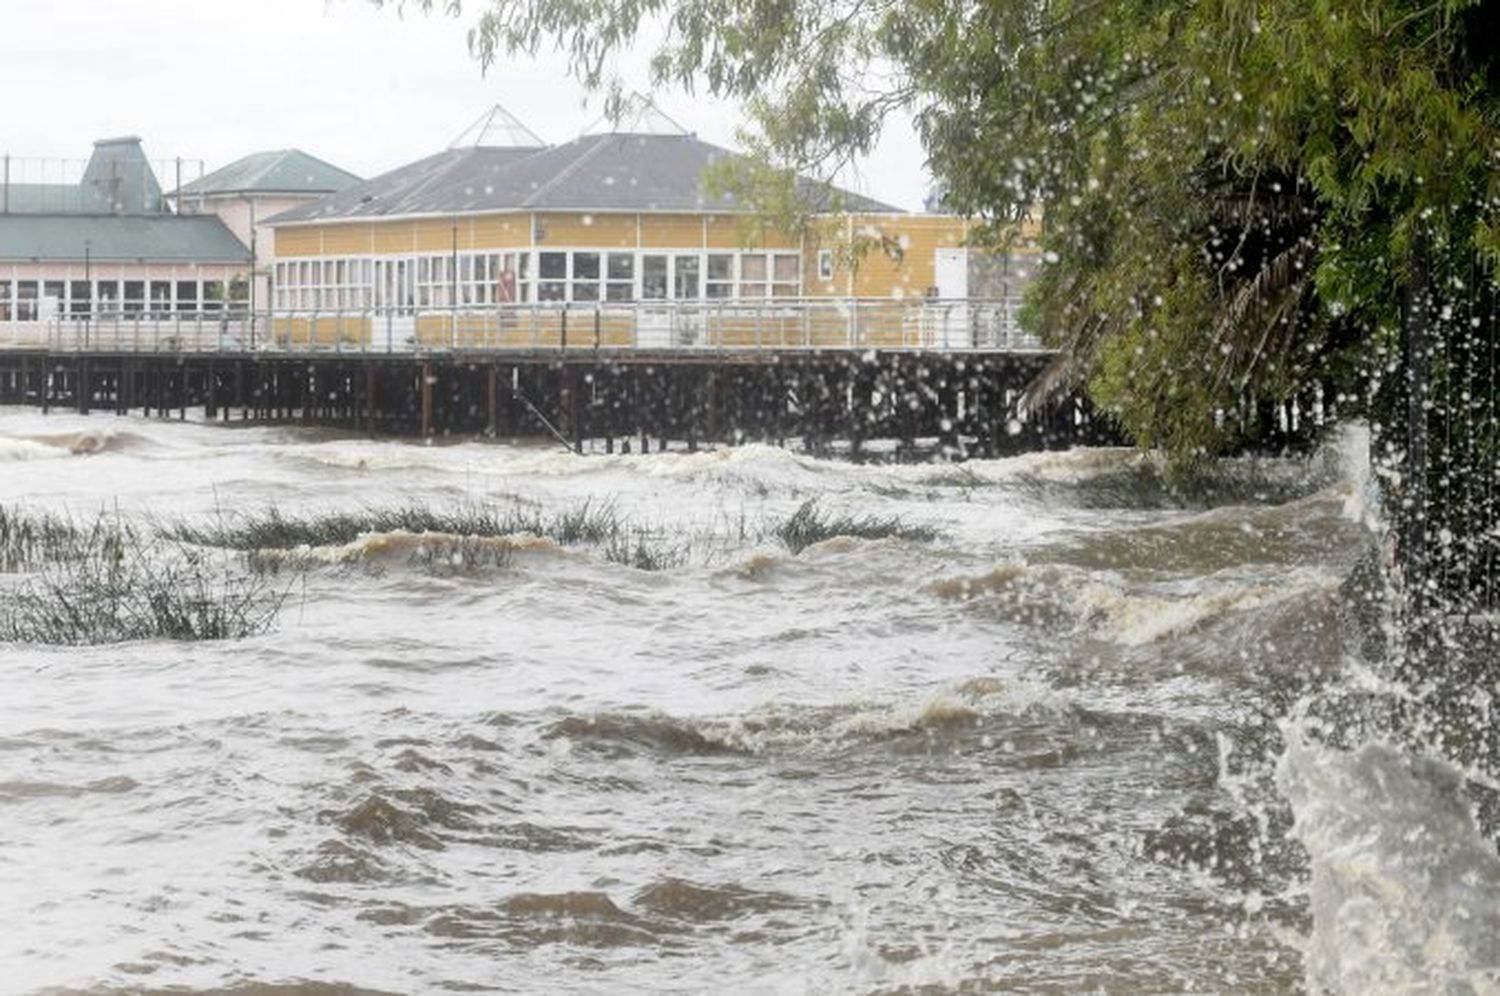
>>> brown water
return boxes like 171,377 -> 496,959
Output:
2,411 -> 1496,993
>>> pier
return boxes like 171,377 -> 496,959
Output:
0,299 -> 1118,457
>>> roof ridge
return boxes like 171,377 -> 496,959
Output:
520,134 -> 615,209
241,150 -> 286,190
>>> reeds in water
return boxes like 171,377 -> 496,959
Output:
163,500 -> 625,552
773,499 -> 938,554
0,505 -> 92,572
0,509 -> 290,645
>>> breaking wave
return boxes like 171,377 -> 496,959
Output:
929,560 -> 1331,646
0,428 -> 150,459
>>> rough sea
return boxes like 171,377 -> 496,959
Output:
2,408 -> 1496,994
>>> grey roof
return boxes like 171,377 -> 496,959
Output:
82,137 -> 163,215
175,149 -> 361,197
265,146 -> 544,224
267,133 -> 900,225
0,214 -> 252,263
1,183 -> 113,215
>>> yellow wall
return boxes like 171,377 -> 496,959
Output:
639,214 -> 703,249
536,212 -> 636,248
275,216 -> 531,257
273,211 -> 1000,299
796,215 -> 974,299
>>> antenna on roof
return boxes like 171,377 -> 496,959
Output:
449,104 -> 545,149
583,92 -> 690,137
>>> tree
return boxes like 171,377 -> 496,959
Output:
384,0 -> 1495,435
388,0 -> 1499,592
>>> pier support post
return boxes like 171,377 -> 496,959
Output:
77,358 -> 90,415
487,364 -> 498,437
421,361 -> 434,438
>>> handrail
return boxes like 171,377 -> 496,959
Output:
0,298 -> 1049,356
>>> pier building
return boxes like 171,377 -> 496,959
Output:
0,138 -> 252,335
261,103 -> 1040,353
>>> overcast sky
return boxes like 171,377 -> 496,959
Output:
0,0 -> 930,210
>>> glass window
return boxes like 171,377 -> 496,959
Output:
98,281 -> 121,308
607,253 -> 634,281
175,281 -> 197,313
707,254 -> 734,299
69,281 -> 90,317
573,252 -> 600,280
538,251 -> 566,302
0,281 -> 11,321
495,255 -> 519,304
818,249 -> 834,281
642,255 -> 668,299
572,251 -> 601,301
739,254 -> 767,298
773,253 -> 801,297
674,255 -> 700,299
604,253 -> 635,301
203,281 -> 225,313
150,281 -> 171,317
123,281 -> 145,314
44,281 -> 65,311
16,281 -> 39,321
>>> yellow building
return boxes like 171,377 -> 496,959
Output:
264,105 -> 1036,352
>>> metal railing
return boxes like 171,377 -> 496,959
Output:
0,298 -> 1048,355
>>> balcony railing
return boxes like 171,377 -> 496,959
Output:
0,298 -> 1048,355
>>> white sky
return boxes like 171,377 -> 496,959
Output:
0,0 -> 931,210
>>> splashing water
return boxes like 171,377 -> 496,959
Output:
0,409 -> 1494,993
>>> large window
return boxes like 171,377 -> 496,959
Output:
175,281 -> 197,314
571,252 -> 601,302
269,246 -> 806,312
706,254 -> 734,299
538,252 -> 567,302
739,255 -> 767,298
606,253 -> 634,301
674,256 -> 701,299
16,281 -> 39,321
0,281 -> 11,321
44,281 -> 65,316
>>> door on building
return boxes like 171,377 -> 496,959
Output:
638,254 -> 672,348
933,248 -> 971,348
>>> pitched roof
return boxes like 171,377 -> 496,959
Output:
1,183 -> 113,215
267,132 -> 900,225
175,149 -> 361,197
0,214 -> 252,263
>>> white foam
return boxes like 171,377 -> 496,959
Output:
1279,727 -> 1500,993
0,438 -> 70,462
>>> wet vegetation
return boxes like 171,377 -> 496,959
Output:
772,498 -> 938,555
0,506 -> 290,645
162,500 -> 625,552
0,504 -> 95,571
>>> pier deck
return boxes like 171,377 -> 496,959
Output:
0,301 -> 1115,456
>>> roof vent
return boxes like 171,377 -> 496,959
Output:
449,104 -> 546,149
584,92 -> 690,137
